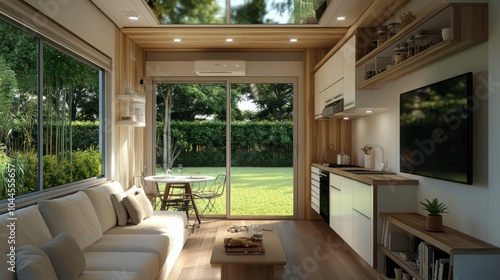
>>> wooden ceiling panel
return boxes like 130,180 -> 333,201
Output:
121,27 -> 348,50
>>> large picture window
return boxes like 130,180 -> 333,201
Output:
0,18 -> 104,201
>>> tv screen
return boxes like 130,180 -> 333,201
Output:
400,72 -> 473,184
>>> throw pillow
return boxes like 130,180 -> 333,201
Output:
16,245 -> 58,280
110,193 -> 129,226
41,232 -> 86,280
123,191 -> 145,225
135,188 -> 154,219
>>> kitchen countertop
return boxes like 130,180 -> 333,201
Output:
312,163 -> 419,186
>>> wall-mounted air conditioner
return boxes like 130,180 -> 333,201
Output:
194,60 -> 246,76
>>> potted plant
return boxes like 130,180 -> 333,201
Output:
420,198 -> 448,232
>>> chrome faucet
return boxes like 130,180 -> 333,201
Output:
366,144 -> 388,171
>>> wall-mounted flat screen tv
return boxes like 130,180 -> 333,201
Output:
400,72 -> 473,184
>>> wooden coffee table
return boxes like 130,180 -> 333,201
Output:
210,227 -> 287,280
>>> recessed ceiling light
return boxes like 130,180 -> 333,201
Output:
343,117 -> 350,120
366,110 -> 373,114
125,11 -> 139,20
290,38 -> 298,42
226,38 -> 233,42
173,38 -> 182,42
337,16 -> 346,21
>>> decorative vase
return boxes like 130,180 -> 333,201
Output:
425,215 -> 443,232
442,27 -> 451,41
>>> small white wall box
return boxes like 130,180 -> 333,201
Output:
389,232 -> 409,251
194,60 -> 246,76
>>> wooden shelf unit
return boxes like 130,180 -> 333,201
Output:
379,212 -> 498,279
355,2 -> 488,89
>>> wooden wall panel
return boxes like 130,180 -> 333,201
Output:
115,30 -> 146,189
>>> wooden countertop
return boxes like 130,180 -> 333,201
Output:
312,163 -> 419,186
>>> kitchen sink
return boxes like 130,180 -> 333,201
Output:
343,169 -> 396,175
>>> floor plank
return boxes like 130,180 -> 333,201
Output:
167,219 -> 379,280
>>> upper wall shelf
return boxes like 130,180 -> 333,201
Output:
355,2 -> 488,90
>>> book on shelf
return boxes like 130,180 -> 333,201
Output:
436,258 -> 450,280
417,241 -> 449,280
380,219 -> 405,248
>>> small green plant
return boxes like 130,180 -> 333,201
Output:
420,198 -> 449,216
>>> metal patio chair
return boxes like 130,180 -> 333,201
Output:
193,174 -> 226,215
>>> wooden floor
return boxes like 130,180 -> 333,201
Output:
167,219 -> 380,280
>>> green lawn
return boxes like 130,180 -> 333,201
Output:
155,167 -> 293,216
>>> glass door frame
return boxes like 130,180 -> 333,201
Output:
146,76 -> 298,219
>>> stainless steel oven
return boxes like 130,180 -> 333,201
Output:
319,169 -> 329,224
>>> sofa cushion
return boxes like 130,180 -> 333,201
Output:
0,251 -> 14,280
41,232 -> 86,280
16,245 -> 58,280
38,191 -> 102,250
0,205 -> 53,254
84,252 -> 159,280
122,187 -> 154,224
110,193 -> 129,226
86,234 -> 169,264
126,187 -> 153,216
104,211 -> 188,254
123,191 -> 145,224
0,206 -> 53,280
83,181 -> 124,232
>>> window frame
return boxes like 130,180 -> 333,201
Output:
0,2 -> 110,212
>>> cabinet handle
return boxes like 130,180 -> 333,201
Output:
330,185 -> 341,191
344,102 -> 354,107
353,208 -> 371,220
333,94 -> 342,100
324,98 -> 333,104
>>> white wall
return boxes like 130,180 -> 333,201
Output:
352,5 -> 499,245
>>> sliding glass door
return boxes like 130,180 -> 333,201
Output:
229,82 -> 294,217
152,78 -> 296,218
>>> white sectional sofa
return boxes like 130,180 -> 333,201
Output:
0,181 -> 189,280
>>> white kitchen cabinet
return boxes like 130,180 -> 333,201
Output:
314,46 -> 344,119
339,176 -> 353,246
329,173 -> 342,234
331,51 -> 343,85
310,166 -> 320,214
352,180 -> 372,219
351,180 -> 373,266
326,169 -> 418,269
352,209 -> 373,266
315,56 -> 333,94
342,36 -> 356,110
331,78 -> 343,104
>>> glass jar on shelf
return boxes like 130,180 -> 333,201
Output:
377,25 -> 388,46
407,35 -> 416,58
415,30 -> 429,54
400,12 -> 416,28
399,42 -> 409,62
392,45 -> 401,65
387,22 -> 402,39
